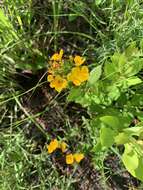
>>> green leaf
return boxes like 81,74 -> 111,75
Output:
125,42 -> 138,58
118,53 -> 127,70
107,85 -> 120,101
123,127 -> 143,137
88,65 -> 102,86
124,58 -> 143,77
76,93 -> 92,107
122,143 -> 143,181
115,133 -> 130,145
100,126 -> 117,148
67,88 -> 83,102
126,76 -> 142,86
100,116 -> 120,129
67,88 -> 91,107
104,61 -> 117,80
111,52 -> 127,72
111,52 -> 121,64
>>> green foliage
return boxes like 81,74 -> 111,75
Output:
0,9 -> 18,46
88,65 -> 102,86
69,42 -> 143,106
122,143 -> 143,181
100,116 -> 120,129
100,125 -> 117,148
68,43 -> 143,181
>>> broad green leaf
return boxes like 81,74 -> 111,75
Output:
126,76 -> 142,86
111,52 -> 127,72
122,143 -> 143,181
100,116 -> 120,129
122,143 -> 139,173
118,53 -> 127,71
88,65 -> 102,85
125,42 -> 138,58
124,58 -> 143,77
123,127 -> 143,137
104,61 -> 117,80
107,85 -> 120,100
76,93 -> 92,107
67,88 -> 91,107
115,132 -> 130,145
111,52 -> 121,64
67,88 -> 83,102
100,126 -> 117,148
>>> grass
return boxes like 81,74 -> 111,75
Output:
1,0 -> 143,189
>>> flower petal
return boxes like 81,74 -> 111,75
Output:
66,154 -> 74,164
47,139 -> 59,154
47,75 -> 54,82
74,56 -> 85,66
60,142 -> 67,153
74,153 -> 84,163
51,53 -> 60,61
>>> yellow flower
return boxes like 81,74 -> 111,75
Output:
80,66 -> 89,81
66,153 -> 84,165
47,139 -> 59,154
74,153 -> 84,163
74,55 -> 85,66
50,75 -> 67,92
47,74 -> 54,82
60,142 -> 67,153
67,66 -> 89,86
66,154 -> 74,164
67,67 -> 80,86
50,49 -> 64,62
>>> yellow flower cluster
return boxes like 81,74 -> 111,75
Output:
66,153 -> 84,164
47,139 -> 67,153
47,139 -> 84,165
48,49 -> 67,92
47,49 -> 89,92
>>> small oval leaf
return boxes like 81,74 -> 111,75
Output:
88,65 -> 102,85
